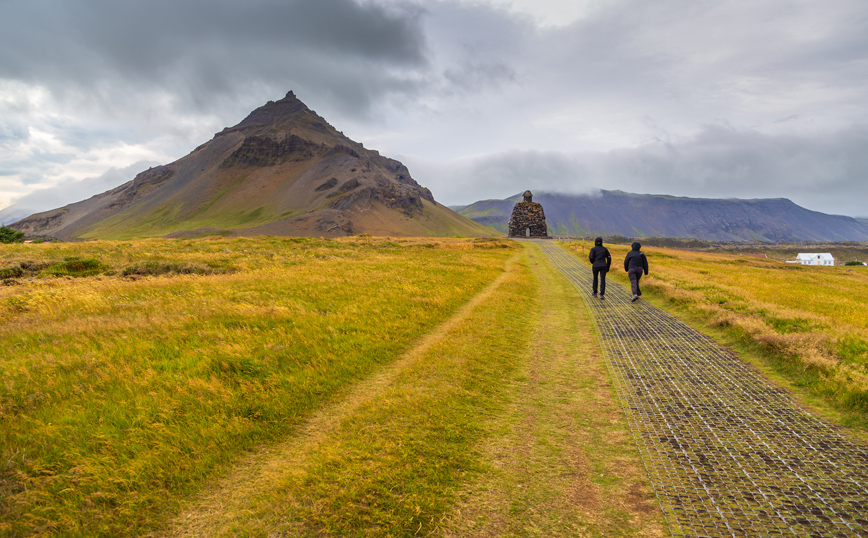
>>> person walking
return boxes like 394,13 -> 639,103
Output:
623,241 -> 649,302
588,237 -> 611,299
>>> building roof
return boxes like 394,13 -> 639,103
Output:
796,253 -> 834,260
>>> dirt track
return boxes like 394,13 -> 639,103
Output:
538,241 -> 868,537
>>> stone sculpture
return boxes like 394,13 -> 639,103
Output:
508,190 -> 548,237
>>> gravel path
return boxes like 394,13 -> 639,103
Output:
538,241 -> 868,538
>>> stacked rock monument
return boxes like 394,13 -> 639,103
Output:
508,190 -> 548,237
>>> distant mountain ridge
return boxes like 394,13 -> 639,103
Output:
11,92 -> 493,240
454,190 -> 868,242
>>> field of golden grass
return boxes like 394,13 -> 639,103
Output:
7,234 -> 864,536
0,236 -> 516,536
565,240 -> 868,424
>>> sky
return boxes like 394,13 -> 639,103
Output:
1,0 -> 867,223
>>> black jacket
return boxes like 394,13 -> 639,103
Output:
624,242 -> 648,274
588,237 -> 611,270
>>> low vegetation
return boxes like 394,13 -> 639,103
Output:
10,234 -> 864,536
119,260 -> 230,277
0,225 -> 25,244
564,240 -> 868,427
1,236 -> 664,537
0,236 -> 517,536
153,243 -> 662,537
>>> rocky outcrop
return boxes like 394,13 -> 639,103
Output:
337,178 -> 361,193
221,134 -> 317,167
315,177 -> 338,192
9,208 -> 68,236
132,165 -> 174,190
326,144 -> 361,160
327,181 -> 426,215
112,166 -> 175,208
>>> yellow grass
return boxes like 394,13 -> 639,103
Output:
0,236 -> 517,537
564,241 -> 868,420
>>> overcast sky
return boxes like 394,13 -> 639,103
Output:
2,0 -> 867,221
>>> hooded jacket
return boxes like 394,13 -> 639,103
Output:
588,237 -> 611,270
623,242 -> 649,274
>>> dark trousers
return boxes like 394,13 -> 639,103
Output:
628,267 -> 644,296
592,267 -> 608,295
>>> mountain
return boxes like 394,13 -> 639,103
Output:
0,206 -> 31,226
11,92 -> 494,240
454,190 -> 868,242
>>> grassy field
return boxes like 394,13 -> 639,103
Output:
12,235 -> 865,536
563,240 -> 868,429
0,237 -> 516,536
1,237 -> 662,537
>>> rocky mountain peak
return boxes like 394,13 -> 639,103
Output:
237,91 -> 307,126
211,90 -> 328,140
8,90 -> 493,240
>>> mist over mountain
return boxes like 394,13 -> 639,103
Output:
10,92 -> 492,240
454,191 -> 868,242
0,207 -> 30,226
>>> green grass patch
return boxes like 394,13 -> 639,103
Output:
40,258 -> 107,277
837,335 -> 868,367
0,266 -> 25,279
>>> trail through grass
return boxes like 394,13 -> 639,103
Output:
154,256 -> 524,536
0,237 -> 515,537
439,244 -> 663,537
3,237 -> 665,536
153,242 -> 663,537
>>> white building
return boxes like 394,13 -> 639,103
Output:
796,253 -> 835,266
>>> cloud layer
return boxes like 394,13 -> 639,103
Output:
1,0 -> 867,218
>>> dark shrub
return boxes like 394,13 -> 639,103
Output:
42,258 -> 107,277
121,261 -> 226,277
0,226 -> 25,244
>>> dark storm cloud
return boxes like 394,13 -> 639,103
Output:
0,0 -> 427,115
3,0 -> 868,219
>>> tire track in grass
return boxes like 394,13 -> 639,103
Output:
440,242 -> 665,537
153,254 -> 524,538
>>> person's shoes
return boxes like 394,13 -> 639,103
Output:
592,292 -> 597,297
599,294 -> 605,300
631,294 -> 638,302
